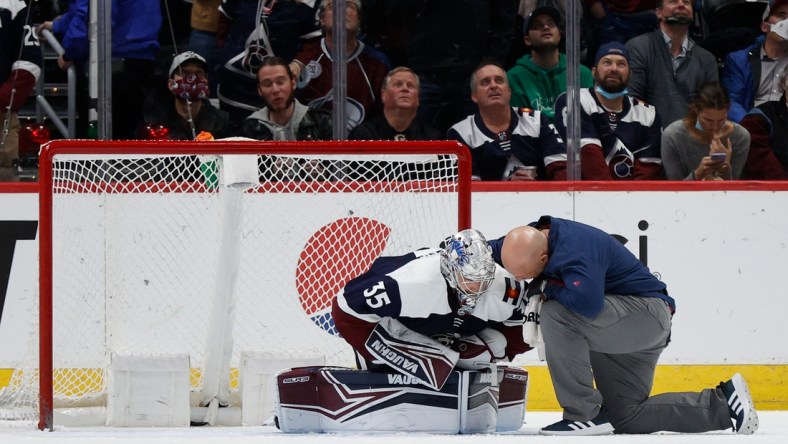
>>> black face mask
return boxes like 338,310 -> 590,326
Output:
664,15 -> 694,26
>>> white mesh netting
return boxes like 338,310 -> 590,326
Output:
0,140 -> 469,426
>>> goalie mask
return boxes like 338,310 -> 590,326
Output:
440,229 -> 496,315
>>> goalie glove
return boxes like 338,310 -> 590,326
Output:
364,318 -> 458,390
453,328 -> 507,370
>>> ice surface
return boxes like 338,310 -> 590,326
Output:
2,411 -> 787,444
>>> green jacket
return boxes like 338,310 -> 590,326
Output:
507,53 -> 593,123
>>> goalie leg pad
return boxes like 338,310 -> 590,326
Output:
364,318 -> 458,390
496,366 -> 529,432
460,368 -> 502,434
274,366 -> 463,433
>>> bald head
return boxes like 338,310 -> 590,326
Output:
500,226 -> 549,280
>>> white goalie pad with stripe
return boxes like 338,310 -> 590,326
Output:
273,366 -> 512,434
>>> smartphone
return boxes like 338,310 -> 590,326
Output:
710,153 -> 726,162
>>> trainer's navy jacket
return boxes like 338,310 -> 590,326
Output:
332,248 -> 530,362
489,216 -> 674,318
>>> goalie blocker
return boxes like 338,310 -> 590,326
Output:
274,366 -> 528,433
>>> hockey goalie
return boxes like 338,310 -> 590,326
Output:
274,229 -> 534,433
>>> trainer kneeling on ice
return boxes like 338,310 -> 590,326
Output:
490,216 -> 759,436
274,229 -> 534,433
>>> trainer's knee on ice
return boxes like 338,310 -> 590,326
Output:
607,405 -> 647,434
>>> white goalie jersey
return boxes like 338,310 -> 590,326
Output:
332,248 -> 532,364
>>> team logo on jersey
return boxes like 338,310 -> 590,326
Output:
305,60 -> 322,80
609,152 -> 634,178
295,217 -> 392,335
503,277 -> 523,305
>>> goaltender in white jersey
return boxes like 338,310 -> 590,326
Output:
331,229 -> 533,388
274,229 -> 534,434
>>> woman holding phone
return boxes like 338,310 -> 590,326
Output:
661,82 -> 750,180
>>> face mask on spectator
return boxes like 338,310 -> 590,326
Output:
170,73 -> 210,102
595,85 -> 629,99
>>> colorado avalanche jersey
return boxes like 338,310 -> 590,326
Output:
216,0 -> 319,118
447,107 -> 567,181
554,89 -> 662,179
333,248 -> 527,358
294,38 -> 389,129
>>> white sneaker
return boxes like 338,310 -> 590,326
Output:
719,373 -> 759,434
539,408 -> 614,436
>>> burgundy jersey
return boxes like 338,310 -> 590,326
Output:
294,38 -> 389,129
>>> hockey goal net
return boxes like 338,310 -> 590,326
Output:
0,139 -> 471,429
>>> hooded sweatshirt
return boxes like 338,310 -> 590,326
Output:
507,53 -> 593,123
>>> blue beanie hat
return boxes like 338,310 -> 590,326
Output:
594,42 -> 630,66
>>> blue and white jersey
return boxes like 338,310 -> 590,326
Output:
335,248 -> 526,341
448,107 -> 567,181
554,89 -> 662,179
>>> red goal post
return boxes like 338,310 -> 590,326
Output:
23,139 -> 473,430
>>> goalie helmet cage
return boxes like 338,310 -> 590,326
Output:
24,139 -> 471,430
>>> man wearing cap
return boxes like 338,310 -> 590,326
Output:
626,0 -> 718,128
141,51 -> 233,140
722,0 -> 788,122
448,61 -> 567,182
554,41 -> 663,180
507,5 -> 593,123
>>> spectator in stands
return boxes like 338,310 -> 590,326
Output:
38,0 -> 162,140
214,0 -> 320,125
243,57 -> 332,180
662,82 -> 750,180
140,51 -> 234,140
740,65 -> 788,179
514,1 -> 596,66
507,4 -> 594,123
349,67 -> 440,141
216,0 -> 320,126
0,0 -> 42,168
385,1 -> 518,136
189,0 -> 222,81
448,62 -> 567,181
554,42 -> 663,180
290,0 -> 389,131
721,1 -> 788,123
626,0 -> 718,128
241,56 -> 331,141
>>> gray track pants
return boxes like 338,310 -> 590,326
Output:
540,294 -> 733,433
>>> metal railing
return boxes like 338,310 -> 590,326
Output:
36,29 -> 76,139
